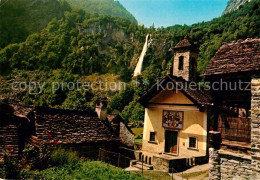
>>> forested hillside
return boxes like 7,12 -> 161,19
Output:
0,0 -> 259,125
67,0 -> 137,23
0,0 -> 71,48
1,0 -> 259,76
0,0 -> 136,49
0,11 -> 141,78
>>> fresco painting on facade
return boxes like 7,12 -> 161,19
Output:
162,110 -> 183,129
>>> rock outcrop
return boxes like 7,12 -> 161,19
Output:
223,0 -> 251,15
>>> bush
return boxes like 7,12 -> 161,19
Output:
20,146 -> 79,179
38,161 -> 144,180
19,169 -> 43,180
121,101 -> 144,125
50,147 -> 78,167
2,156 -> 20,179
22,143 -> 53,170
3,144 -> 142,179
136,134 -> 143,139
0,147 -> 21,179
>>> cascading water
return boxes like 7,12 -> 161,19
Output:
133,34 -> 152,77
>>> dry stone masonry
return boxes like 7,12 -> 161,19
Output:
251,76 -> 260,179
119,122 -> 134,147
173,37 -> 198,82
209,148 -> 221,180
0,125 -> 19,156
219,150 -> 252,179
209,76 -> 260,179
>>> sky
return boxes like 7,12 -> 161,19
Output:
118,0 -> 230,27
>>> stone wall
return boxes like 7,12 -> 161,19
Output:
219,150 -> 252,179
153,155 -> 170,172
119,122 -> 134,147
173,49 -> 197,82
251,76 -> 260,179
189,51 -> 198,82
0,124 -> 19,156
209,148 -> 221,180
209,76 -> 260,179
209,149 -> 252,180
173,50 -> 190,81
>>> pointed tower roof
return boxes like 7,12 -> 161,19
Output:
174,36 -> 193,49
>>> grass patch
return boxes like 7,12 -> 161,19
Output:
135,138 -> 143,145
133,171 -> 172,180
132,127 -> 143,145
19,147 -> 144,179
132,128 -> 143,138
22,161 -> 144,180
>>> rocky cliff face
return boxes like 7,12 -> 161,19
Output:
223,0 -> 251,15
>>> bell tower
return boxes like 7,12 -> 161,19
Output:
172,37 -> 198,82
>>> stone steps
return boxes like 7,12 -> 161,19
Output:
130,160 -> 153,170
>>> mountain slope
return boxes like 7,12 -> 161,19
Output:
1,0 -> 259,75
0,0 -> 136,49
223,0 -> 251,14
0,0 -> 259,117
66,0 -> 137,23
0,0 -> 70,49
0,0 -> 259,78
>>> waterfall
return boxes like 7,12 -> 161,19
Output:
133,34 -> 152,77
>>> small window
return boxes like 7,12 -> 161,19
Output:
178,56 -> 184,70
189,137 -> 197,149
149,132 -> 156,142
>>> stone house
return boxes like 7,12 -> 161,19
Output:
0,104 -> 120,158
134,38 -> 212,172
202,38 -> 260,179
105,114 -> 135,147
34,107 -> 120,157
95,98 -> 135,148
0,104 -> 34,157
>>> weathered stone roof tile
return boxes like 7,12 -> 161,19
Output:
203,38 -> 260,76
35,107 -> 119,144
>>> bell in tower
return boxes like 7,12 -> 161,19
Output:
172,37 -> 198,82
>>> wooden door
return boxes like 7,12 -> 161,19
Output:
165,131 -> 178,154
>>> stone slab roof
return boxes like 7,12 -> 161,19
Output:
106,114 -> 123,124
174,37 -> 193,49
138,74 -> 213,109
35,107 -> 119,144
203,38 -> 260,76
11,104 -> 34,118
105,114 -> 134,134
